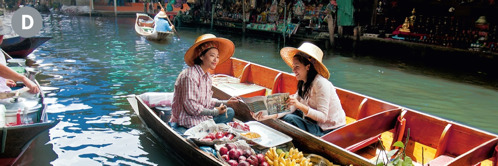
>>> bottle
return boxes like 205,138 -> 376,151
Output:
16,108 -> 22,125
0,105 -> 6,127
23,108 -> 30,124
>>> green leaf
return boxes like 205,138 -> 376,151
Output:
376,162 -> 385,166
402,156 -> 413,166
393,141 -> 405,148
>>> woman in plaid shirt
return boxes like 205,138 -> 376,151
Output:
170,34 -> 240,134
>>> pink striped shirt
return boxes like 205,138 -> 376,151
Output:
170,65 -> 219,128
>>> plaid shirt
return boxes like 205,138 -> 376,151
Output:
170,65 -> 219,128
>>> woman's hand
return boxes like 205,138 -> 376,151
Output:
215,103 -> 227,115
226,96 -> 242,105
286,96 -> 308,114
22,77 -> 40,94
250,111 -> 277,121
6,79 -> 16,87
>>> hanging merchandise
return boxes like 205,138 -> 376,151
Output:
268,0 -> 278,22
294,0 -> 305,16
250,0 -> 256,8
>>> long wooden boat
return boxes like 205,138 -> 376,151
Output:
0,36 -> 52,58
211,57 -> 498,166
0,70 -> 60,165
135,13 -> 174,42
127,97 -> 225,166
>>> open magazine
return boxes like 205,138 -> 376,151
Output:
241,93 -> 290,115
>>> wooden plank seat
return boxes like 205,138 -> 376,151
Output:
321,109 -> 402,151
446,138 -> 498,166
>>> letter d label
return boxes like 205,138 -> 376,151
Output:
22,15 -> 34,30
12,7 -> 43,38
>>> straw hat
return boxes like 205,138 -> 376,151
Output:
280,42 -> 330,79
184,34 -> 235,67
156,11 -> 168,18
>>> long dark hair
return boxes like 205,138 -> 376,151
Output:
294,53 -> 318,99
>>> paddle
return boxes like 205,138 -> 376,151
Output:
157,2 -> 180,39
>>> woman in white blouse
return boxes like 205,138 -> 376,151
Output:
253,42 -> 346,136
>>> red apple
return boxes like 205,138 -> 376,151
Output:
219,146 -> 228,155
221,154 -> 229,161
226,143 -> 237,151
227,160 -> 238,166
248,155 -> 259,165
238,155 -> 247,163
243,149 -> 252,157
238,161 -> 250,166
260,161 -> 269,166
205,133 -> 215,139
237,149 -> 244,158
226,133 -> 235,140
256,154 -> 265,163
215,131 -> 225,139
228,149 -> 240,159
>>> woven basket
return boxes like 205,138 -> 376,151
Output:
306,154 -> 338,166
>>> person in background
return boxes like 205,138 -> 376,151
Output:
169,34 -> 240,134
325,0 -> 337,46
154,10 -> 175,33
167,0 -> 175,11
0,23 -> 40,94
252,42 -> 346,137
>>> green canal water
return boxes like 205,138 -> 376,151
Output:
11,14 -> 498,165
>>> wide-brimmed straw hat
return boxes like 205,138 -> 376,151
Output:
280,42 -> 330,79
156,11 -> 168,18
184,34 -> 235,67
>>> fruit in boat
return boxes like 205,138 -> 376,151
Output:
229,149 -> 240,159
247,155 -> 259,165
238,155 -> 246,163
227,160 -> 238,166
238,160 -> 250,166
226,143 -> 237,151
219,146 -> 228,155
256,154 -> 265,163
215,131 -> 225,139
221,154 -> 229,161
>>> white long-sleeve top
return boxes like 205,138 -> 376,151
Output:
280,75 -> 346,131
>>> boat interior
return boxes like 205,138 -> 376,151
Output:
209,57 -> 498,166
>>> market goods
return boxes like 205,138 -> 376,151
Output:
265,147 -> 312,166
241,132 -> 261,139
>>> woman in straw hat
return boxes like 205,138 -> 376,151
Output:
0,22 -> 39,94
170,34 -> 241,133
153,10 -> 174,33
253,42 -> 345,136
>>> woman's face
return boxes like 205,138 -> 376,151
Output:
292,57 -> 310,82
200,48 -> 220,70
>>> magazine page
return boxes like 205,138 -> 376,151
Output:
241,96 -> 267,113
265,93 -> 290,115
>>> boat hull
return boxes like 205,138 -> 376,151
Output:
127,97 -> 224,166
0,121 -> 59,165
1,36 -> 52,58
135,13 -> 174,42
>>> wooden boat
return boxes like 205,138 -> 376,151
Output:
127,97 -> 226,166
0,36 -> 52,58
135,13 -> 174,42
210,57 -> 498,165
0,70 -> 60,165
